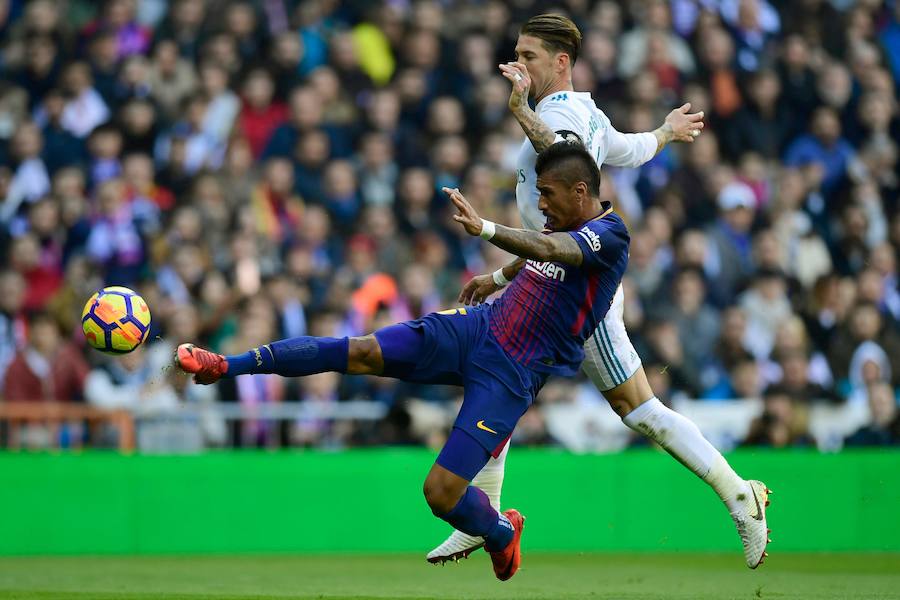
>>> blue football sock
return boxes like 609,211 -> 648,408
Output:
225,336 -> 349,377
440,486 -> 515,552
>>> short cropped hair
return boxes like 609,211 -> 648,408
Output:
535,141 -> 601,196
520,14 -> 582,65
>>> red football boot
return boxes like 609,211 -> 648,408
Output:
175,343 -> 228,384
487,509 -> 525,581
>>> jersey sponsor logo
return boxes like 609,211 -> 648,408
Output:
549,93 -> 568,102
525,260 -> 566,281
476,420 -> 498,434
517,168 -> 526,183
438,307 -> 468,316
578,226 -> 602,252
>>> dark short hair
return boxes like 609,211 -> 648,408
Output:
535,141 -> 600,196
520,14 -> 582,64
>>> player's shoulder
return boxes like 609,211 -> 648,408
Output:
578,210 -> 628,245
540,91 -> 593,112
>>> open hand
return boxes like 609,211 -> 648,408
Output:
499,62 -> 531,112
664,102 -> 705,142
443,187 -> 483,236
458,273 -> 501,306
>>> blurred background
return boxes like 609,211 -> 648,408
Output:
0,0 -> 899,459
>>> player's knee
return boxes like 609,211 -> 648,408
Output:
423,476 -> 460,515
346,335 -> 383,374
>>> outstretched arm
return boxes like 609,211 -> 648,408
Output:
607,103 -> 705,167
499,59 -> 704,166
445,187 -> 584,266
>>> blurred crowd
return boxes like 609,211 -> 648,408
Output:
1,0 -> 899,451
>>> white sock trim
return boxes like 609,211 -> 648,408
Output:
471,442 -> 508,511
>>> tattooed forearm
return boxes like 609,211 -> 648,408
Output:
513,106 -> 557,153
490,226 -> 583,266
652,122 -> 675,155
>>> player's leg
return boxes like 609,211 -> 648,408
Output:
175,320 -> 450,384
583,286 -> 771,567
427,363 -> 534,581
423,429 -> 518,562
426,438 -> 508,564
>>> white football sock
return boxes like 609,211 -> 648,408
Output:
470,442 -> 508,511
622,397 -> 748,512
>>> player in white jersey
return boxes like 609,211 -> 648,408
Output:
427,14 -> 771,569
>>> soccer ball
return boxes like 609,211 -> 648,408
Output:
81,286 -> 152,354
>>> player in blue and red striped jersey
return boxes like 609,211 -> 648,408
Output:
175,141 -> 629,581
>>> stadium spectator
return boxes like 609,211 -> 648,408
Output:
844,382 -> 900,446
744,386 -> 814,448
705,181 -> 756,302
146,37 -> 197,121
2,310 -> 88,403
60,61 -> 110,139
237,67 -> 287,158
0,270 -> 27,391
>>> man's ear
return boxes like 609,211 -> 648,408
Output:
556,52 -> 570,74
573,181 -> 588,205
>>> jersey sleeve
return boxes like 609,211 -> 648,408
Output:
604,126 -> 658,168
567,220 -> 623,272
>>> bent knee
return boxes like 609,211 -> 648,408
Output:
423,478 -> 461,516
347,335 -> 383,374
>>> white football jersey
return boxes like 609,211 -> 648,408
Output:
514,91 -> 658,231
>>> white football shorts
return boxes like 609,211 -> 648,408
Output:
581,285 -> 642,391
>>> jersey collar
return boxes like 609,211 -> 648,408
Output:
581,201 -> 614,226
535,89 -> 586,111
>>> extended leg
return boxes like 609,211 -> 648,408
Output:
596,366 -> 771,569
176,323 -> 429,384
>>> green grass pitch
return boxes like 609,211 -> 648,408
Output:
0,553 -> 898,600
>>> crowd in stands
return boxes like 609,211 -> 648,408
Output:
1,0 -> 899,450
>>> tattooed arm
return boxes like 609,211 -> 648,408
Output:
486,224 -> 583,265
498,62 -> 558,153
445,187 -> 584,266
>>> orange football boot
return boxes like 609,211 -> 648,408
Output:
175,343 -> 228,384
487,509 -> 525,581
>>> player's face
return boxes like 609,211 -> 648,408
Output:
515,35 -> 557,98
536,173 -> 584,231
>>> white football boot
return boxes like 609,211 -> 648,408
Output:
426,530 -> 484,564
731,479 -> 772,569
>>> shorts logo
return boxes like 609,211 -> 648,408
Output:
476,420 -> 498,434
